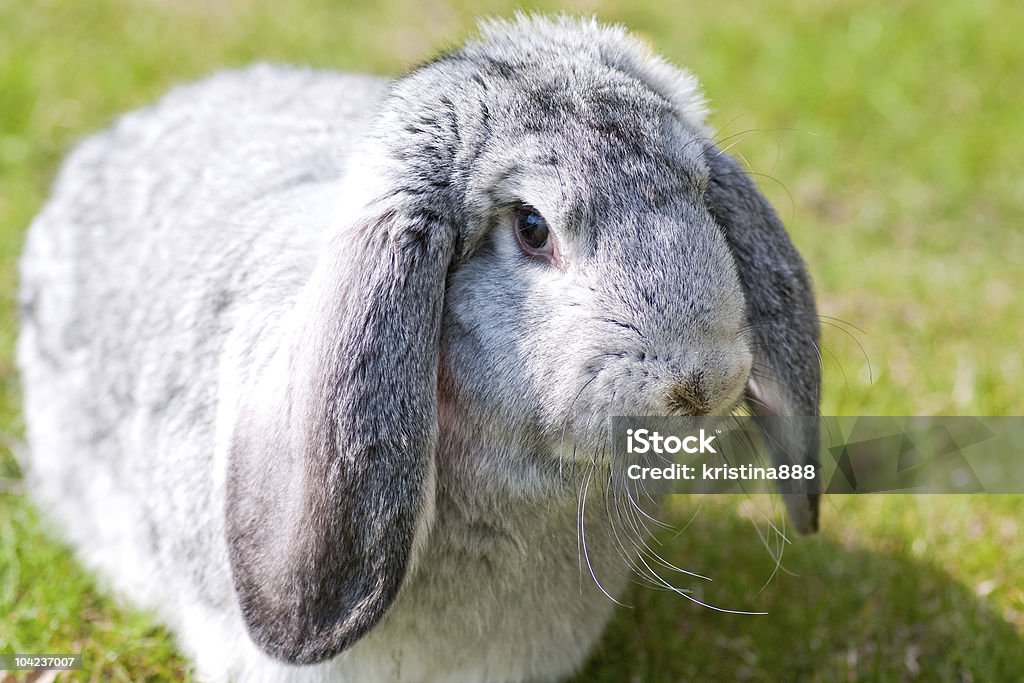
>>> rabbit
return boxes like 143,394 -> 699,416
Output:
16,14 -> 821,683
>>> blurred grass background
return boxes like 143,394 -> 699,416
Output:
0,0 -> 1021,680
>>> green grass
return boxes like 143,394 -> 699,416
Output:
1,0 -> 1022,680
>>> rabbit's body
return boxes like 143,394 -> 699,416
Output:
19,16 -> 821,683
19,63 -> 620,682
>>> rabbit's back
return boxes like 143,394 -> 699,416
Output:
17,64 -> 387,614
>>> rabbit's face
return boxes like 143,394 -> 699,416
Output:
390,46 -> 754,460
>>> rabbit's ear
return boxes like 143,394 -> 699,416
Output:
225,205 -> 454,664
702,144 -> 822,533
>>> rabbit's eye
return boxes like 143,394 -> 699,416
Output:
514,207 -> 552,258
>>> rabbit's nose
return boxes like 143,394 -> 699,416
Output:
665,372 -> 710,416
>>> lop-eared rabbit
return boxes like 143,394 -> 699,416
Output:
18,15 -> 820,683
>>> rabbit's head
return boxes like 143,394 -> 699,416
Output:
434,25 -> 750,460
226,15 -> 820,664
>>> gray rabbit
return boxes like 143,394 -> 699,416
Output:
17,15 -> 820,683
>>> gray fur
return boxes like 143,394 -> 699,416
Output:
17,15 -> 820,682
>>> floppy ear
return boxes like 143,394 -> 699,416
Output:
702,144 -> 822,533
225,204 -> 454,663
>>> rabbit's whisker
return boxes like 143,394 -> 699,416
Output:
579,463 -> 630,607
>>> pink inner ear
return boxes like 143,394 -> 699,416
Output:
745,372 -> 820,533
746,375 -> 786,417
